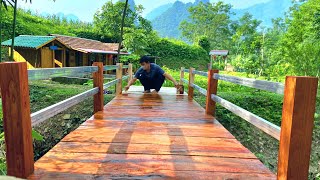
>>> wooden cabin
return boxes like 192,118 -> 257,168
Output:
51,34 -> 129,67
1,35 -> 129,68
1,35 -> 68,68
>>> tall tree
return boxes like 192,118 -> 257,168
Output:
180,1 -> 233,49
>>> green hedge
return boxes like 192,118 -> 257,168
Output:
146,38 -> 210,70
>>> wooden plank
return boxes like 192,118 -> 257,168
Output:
93,62 -> 104,113
213,73 -> 285,94
128,63 -> 133,81
29,170 -> 276,180
277,76 -> 318,180
211,94 -> 281,140
116,63 -> 123,95
206,69 -> 219,116
188,68 -> 195,98
31,88 -> 98,127
190,83 -> 207,96
52,141 -> 255,159
184,69 -> 190,73
28,66 -> 98,80
180,67 -> 184,85
181,78 -> 188,85
103,65 -> 118,71
192,70 -> 208,77
103,79 -> 119,90
0,62 -> 34,178
32,152 -> 272,174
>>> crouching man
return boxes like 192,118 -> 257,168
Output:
124,56 -> 178,93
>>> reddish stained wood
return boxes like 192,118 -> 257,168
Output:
188,67 -> 195,99
277,76 -> 318,180
206,69 -> 219,116
116,63 -> 123,95
0,62 -> 34,178
93,62 -> 104,113
28,90 -> 275,179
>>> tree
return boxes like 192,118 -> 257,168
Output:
93,1 -> 151,42
180,1 -> 233,50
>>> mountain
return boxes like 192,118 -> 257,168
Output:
151,1 -> 193,39
232,0 -> 292,27
150,0 -> 292,39
145,3 -> 173,21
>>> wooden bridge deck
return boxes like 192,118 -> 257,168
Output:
28,87 -> 275,179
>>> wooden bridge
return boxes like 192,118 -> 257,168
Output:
0,62 -> 318,180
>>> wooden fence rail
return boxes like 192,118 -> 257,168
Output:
180,67 -> 318,180
0,62 -> 131,178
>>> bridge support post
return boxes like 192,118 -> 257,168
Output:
128,63 -> 133,82
93,62 -> 104,113
206,69 -> 219,116
116,63 -> 123,95
180,67 -> 184,85
277,76 -> 318,180
0,62 -> 34,178
188,67 -> 195,99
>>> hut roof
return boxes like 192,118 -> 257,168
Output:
1,35 -> 56,49
50,34 -> 119,52
209,50 -> 229,56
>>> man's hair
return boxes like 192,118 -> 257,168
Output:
139,55 -> 152,64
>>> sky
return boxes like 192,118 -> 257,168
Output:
18,0 -> 271,22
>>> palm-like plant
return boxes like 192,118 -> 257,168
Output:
0,0 -> 31,61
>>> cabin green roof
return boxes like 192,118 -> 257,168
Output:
1,35 -> 56,49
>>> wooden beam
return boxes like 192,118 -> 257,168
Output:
180,67 -> 184,85
277,76 -> 318,180
206,70 -> 219,116
31,88 -> 99,126
213,74 -> 284,94
128,63 -> 133,81
116,63 -> 123,95
193,70 -> 208,77
188,68 -> 195,99
211,94 -> 281,140
0,62 -> 34,178
93,62 -> 104,113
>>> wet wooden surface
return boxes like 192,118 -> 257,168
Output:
28,88 -> 275,179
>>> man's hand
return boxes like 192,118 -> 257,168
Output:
124,85 -> 130,91
173,81 -> 179,88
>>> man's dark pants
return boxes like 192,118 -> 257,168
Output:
139,75 -> 165,92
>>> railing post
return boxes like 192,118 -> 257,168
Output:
188,67 -> 195,99
116,63 -> 123,95
0,62 -> 34,178
180,67 -> 184,85
93,62 -> 104,113
277,76 -> 318,180
128,63 -> 133,82
206,69 -> 219,116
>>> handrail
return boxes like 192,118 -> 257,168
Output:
28,66 -> 98,80
181,66 -> 318,179
103,79 -> 119,90
192,70 -> 208,77
211,94 -> 281,140
103,65 -> 118,71
31,87 -> 99,127
104,74 -> 116,79
123,65 -> 129,69
122,75 -> 129,80
183,69 -> 189,73
213,73 -> 285,94
181,78 -> 189,85
190,83 -> 207,96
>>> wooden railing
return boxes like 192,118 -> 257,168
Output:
0,62 -> 132,178
181,67 -> 318,180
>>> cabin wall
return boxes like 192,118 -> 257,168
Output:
15,49 -> 41,68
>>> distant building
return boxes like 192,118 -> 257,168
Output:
1,34 -> 129,69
